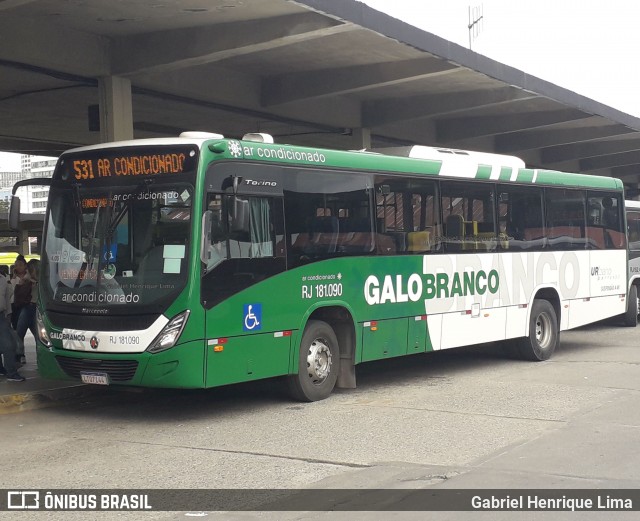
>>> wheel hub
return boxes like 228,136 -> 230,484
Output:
306,338 -> 332,384
535,313 -> 551,348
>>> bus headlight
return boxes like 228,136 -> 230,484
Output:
36,309 -> 52,348
147,310 -> 190,353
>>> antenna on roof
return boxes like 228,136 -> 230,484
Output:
468,3 -> 484,50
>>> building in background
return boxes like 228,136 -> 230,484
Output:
0,154 -> 55,213
0,154 -> 55,255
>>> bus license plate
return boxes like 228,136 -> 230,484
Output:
80,372 -> 110,385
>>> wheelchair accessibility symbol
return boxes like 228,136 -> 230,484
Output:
243,303 -> 262,331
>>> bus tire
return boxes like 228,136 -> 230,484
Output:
623,285 -> 638,327
288,320 -> 339,402
516,299 -> 558,361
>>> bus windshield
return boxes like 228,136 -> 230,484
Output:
42,182 -> 192,313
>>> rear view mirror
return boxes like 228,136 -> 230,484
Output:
8,195 -> 20,230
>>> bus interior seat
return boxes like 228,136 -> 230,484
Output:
586,226 -> 606,249
340,217 -> 374,253
407,230 -> 430,252
445,214 -> 464,251
476,222 -> 493,233
390,232 -> 407,252
445,214 -> 464,238
605,229 -> 626,249
375,233 -> 396,254
307,216 -> 339,253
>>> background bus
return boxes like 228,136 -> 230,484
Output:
12,133 -> 629,401
625,199 -> 640,324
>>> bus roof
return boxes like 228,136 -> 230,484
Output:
374,145 -> 525,169
59,132 -> 224,155
57,132 -> 625,192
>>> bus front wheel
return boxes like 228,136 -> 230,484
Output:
288,320 -> 339,402
516,299 -> 558,361
623,285 -> 638,327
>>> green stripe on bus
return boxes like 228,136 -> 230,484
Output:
498,167 -> 512,181
517,169 -> 535,183
476,165 -> 493,179
536,170 -> 620,188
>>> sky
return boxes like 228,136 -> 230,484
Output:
1,0 -> 638,170
361,0 -> 640,115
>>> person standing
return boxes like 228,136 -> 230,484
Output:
10,254 -> 32,363
16,259 -> 40,361
0,266 -> 25,382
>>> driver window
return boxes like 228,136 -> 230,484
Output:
201,193 -> 285,308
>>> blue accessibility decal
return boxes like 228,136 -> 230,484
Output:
243,303 -> 262,331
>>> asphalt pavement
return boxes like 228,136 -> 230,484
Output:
0,335 -> 89,414
4,320 -> 640,519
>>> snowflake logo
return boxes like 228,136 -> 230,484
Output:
228,140 -> 243,158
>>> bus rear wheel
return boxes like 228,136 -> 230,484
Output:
288,320 -> 339,402
516,299 -> 558,361
623,285 -> 638,327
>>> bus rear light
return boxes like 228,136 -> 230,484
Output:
213,345 -> 224,352
147,310 -> 190,354
414,315 -> 428,321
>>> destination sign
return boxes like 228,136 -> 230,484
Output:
81,197 -> 113,209
58,145 -> 198,182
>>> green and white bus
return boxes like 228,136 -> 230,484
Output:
625,199 -> 640,323
15,132 -> 629,401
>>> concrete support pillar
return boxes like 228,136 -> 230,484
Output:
17,230 -> 30,256
351,127 -> 371,150
98,76 -> 134,143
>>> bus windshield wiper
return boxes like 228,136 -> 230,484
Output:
72,183 -> 87,244
87,200 -> 103,272
103,180 -> 155,264
106,180 -> 153,239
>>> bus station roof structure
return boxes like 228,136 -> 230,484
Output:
2,0 -> 640,191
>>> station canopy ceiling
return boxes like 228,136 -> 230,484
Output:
2,0 -> 640,186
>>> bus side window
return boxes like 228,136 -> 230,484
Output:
545,188 -> 587,251
628,211 -> 640,251
586,193 -> 625,249
441,181 -> 495,252
374,177 -> 438,254
284,169 -> 371,265
498,185 -> 544,251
